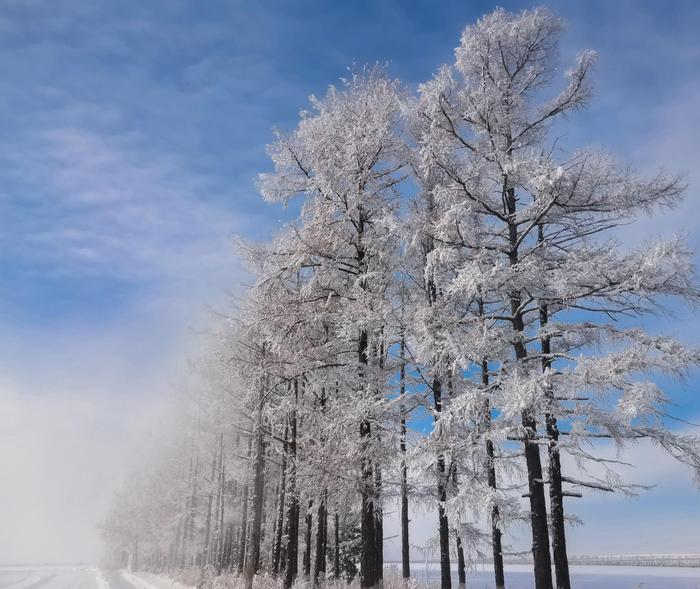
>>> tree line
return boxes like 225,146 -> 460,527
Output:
101,7 -> 700,589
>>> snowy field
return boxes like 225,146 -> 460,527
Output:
2,564 -> 700,589
0,566 -> 189,589
397,562 -> 700,589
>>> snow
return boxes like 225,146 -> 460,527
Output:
1,565 -> 699,589
121,570 -> 193,589
0,567 -> 194,589
405,562 -> 700,589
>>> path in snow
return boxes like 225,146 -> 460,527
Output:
0,567 -> 192,589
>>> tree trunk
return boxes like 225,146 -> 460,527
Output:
273,426 -> 289,576
481,357 -> 505,589
374,465 -> 384,585
245,401 -> 267,589
237,481 -> 249,572
433,377 -> 452,589
284,382 -> 300,589
399,336 -> 410,580
303,501 -> 313,578
505,179 -> 553,589
359,328 -> 379,589
456,532 -> 466,587
314,495 -> 328,583
215,438 -> 226,572
334,512 -> 341,580
540,300 -> 570,589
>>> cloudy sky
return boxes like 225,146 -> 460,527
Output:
1,0 -> 699,565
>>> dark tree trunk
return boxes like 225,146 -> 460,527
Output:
399,336 -> 410,580
505,179 -> 553,589
359,328 -> 379,589
374,465 -> 384,585
284,382 -> 300,589
245,402 -> 267,589
481,357 -> 505,589
456,533 -> 466,587
215,439 -> 226,572
273,426 -> 289,576
334,512 -> 341,580
433,378 -> 451,589
314,496 -> 328,583
540,299 -> 570,589
303,501 -> 313,578
356,208 -> 380,589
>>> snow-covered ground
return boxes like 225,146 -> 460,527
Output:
0,566 -> 191,589
397,561 -> 700,589
2,564 -> 700,589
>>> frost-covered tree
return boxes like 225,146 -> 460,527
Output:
258,66 -> 407,589
410,6 -> 700,589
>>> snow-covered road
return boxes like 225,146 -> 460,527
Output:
0,567 -> 192,589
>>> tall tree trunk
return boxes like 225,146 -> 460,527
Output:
334,512 -> 341,580
359,328 -> 378,589
374,464 -> 384,585
314,495 -> 328,583
303,501 -> 313,578
540,298 -> 570,589
481,356 -> 505,589
399,336 -> 411,580
433,377 -> 452,589
215,437 -> 226,572
238,437 -> 253,573
284,381 -> 300,589
357,208 -> 379,589
455,532 -> 466,587
237,482 -> 250,572
245,399 -> 267,589
505,179 -> 553,589
273,426 -> 289,576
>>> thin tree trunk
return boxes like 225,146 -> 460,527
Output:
215,437 -> 226,572
273,426 -> 289,576
237,485 -> 249,572
314,494 -> 327,583
238,437 -> 253,573
334,512 -> 341,580
245,398 -> 267,589
433,377 -> 452,589
481,356 -> 505,589
399,335 -> 410,580
359,329 -> 378,589
456,532 -> 466,587
303,500 -> 313,578
284,381 -> 300,589
374,464 -> 384,585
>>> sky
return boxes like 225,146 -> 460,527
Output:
0,0 -> 699,565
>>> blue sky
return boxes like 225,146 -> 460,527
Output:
0,0 -> 699,564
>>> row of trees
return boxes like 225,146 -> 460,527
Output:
101,7 -> 700,589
